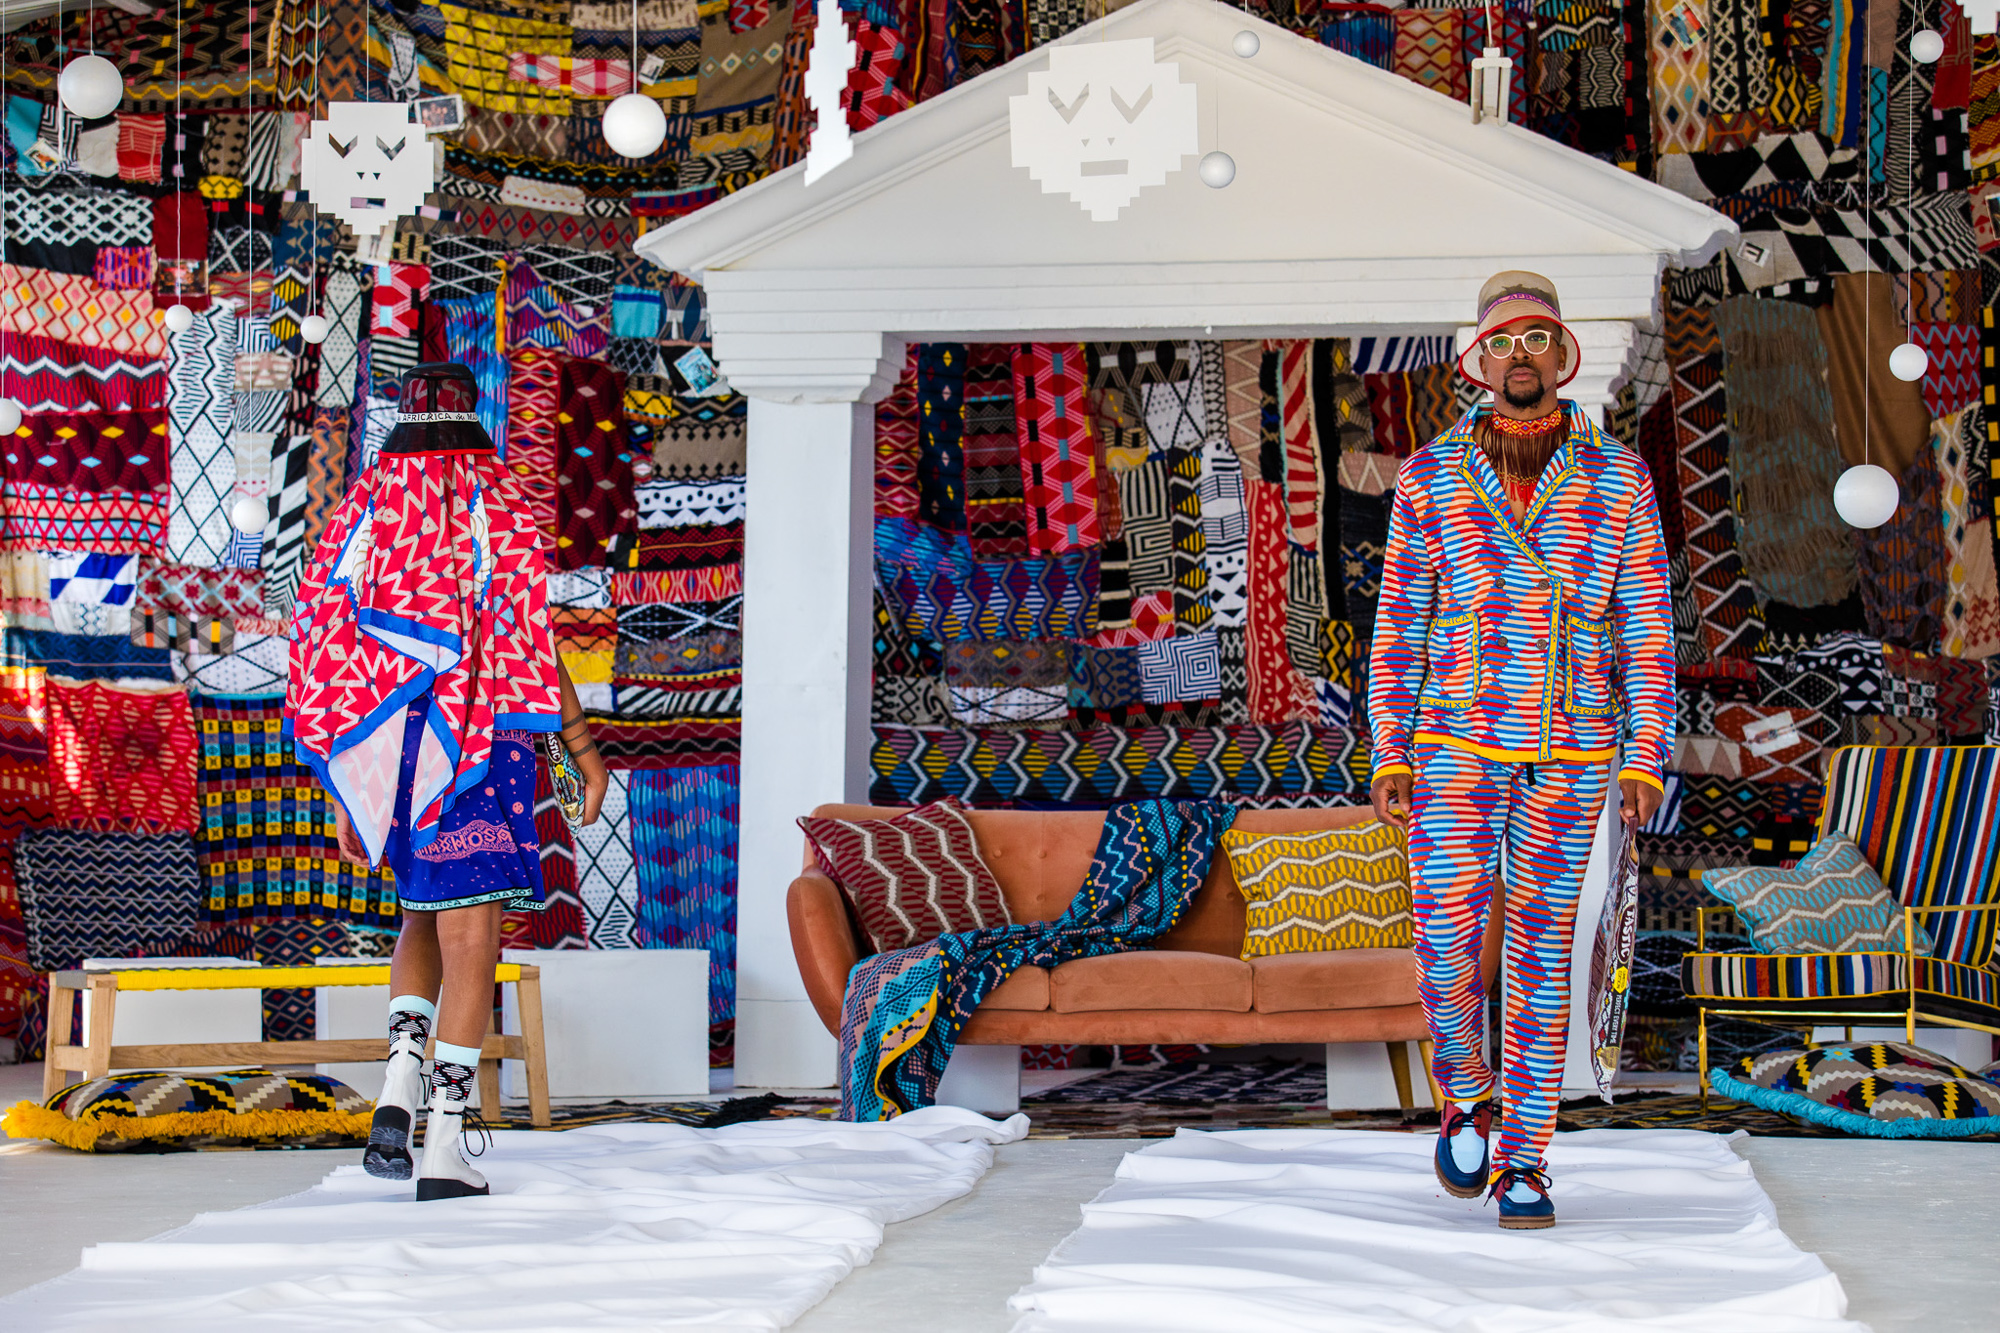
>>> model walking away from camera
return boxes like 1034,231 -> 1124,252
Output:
284,363 -> 609,1201
1366,273 -> 1674,1229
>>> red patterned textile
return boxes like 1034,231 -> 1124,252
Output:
1246,477 -> 1317,724
553,356 -> 634,571
610,566 -> 743,604
1365,373 -> 1412,456
117,113 -> 166,181
590,718 -> 739,768
1,265 -> 171,358
302,406 -> 349,558
1712,702 -> 1832,786
1013,343 -> 1100,555
0,486 -> 165,553
846,19 -> 915,130
1912,322 -> 1979,418
504,345 -> 563,552
46,679 -> 198,832
451,202 -> 637,250
6,410 -> 168,493
1279,340 -> 1320,552
152,190 -> 207,262
728,0 -> 772,31
875,349 -> 921,519
1085,589 -> 1175,646
137,561 -> 265,618
622,523 -> 744,570
798,797 -> 1010,952
0,335 -> 165,413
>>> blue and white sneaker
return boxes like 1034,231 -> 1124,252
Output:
1489,1164 -> 1556,1229
1433,1098 -> 1493,1199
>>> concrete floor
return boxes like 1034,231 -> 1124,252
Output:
5,1059 -> 1998,1330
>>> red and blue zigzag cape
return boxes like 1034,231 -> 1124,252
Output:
838,798 -> 1237,1121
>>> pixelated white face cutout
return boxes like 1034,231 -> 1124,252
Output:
301,102 -> 434,236
1008,38 -> 1198,223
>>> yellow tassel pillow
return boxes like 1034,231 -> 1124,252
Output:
1223,821 -> 1414,958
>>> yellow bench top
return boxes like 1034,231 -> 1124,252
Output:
51,963 -> 527,991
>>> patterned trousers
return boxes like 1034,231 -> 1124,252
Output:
1406,743 -> 1609,1172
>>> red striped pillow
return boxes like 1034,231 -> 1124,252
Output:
798,799 -> 1012,953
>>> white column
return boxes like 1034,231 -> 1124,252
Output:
734,397 -> 878,1089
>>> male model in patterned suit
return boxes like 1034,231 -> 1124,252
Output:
1366,272 -> 1674,1229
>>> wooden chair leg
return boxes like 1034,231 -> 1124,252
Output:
42,980 -> 78,1099
1417,1038 -> 1444,1110
477,1009 -> 502,1115
1385,1041 -> 1414,1112
82,976 -> 117,1082
516,967 -> 551,1129
1697,1009 -> 1710,1113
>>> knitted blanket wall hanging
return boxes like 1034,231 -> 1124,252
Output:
1857,451 -> 1948,651
1244,477 -> 1318,724
1710,296 -> 1857,608
875,350 -> 920,520
552,355 -> 634,571
917,342 -> 968,533
0,334 -> 166,414
165,306 -> 239,567
1014,343 -> 1101,555
875,514 -> 1099,643
46,680 -> 198,832
629,765 -> 739,1035
1933,406 -> 2000,658
964,342 -> 1026,559
192,694 -> 398,929
285,439 -> 563,864
839,799 -> 1234,1119
1668,300 -> 1766,659
14,828 -> 201,973
504,344 -> 565,553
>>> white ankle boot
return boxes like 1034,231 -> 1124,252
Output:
415,1086 -> 490,1201
363,1035 -> 425,1180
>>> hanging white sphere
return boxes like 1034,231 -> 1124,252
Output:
230,494 -> 267,534
603,93 -> 668,159
0,399 -> 22,435
58,54 -> 124,119
1232,30 -> 1260,58
163,303 -> 196,334
1911,29 -> 1946,64
1834,464 -> 1900,529
1199,151 -> 1236,188
299,313 -> 331,344
1888,341 -> 1929,381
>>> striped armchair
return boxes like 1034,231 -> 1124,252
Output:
1682,746 -> 2000,1107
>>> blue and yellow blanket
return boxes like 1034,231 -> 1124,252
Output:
838,798 -> 1236,1121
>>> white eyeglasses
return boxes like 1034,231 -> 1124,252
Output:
1482,330 -> 1555,358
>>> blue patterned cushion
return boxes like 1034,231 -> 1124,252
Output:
1704,835 -> 1936,956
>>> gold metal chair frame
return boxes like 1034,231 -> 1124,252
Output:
1694,901 -> 2000,1110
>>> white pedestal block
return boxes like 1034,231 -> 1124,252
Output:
936,1043 -> 1020,1116
503,948 -> 709,1100
81,958 -> 260,1073
313,957 -> 393,1102
1325,1041 -> 1434,1111
1811,1025 -> 1996,1069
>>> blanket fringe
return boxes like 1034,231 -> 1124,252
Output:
3,1100 -> 372,1151
1707,1068 -> 2000,1139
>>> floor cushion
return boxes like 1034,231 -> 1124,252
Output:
1702,834 -> 1934,955
3,1068 -> 372,1152
1709,1042 -> 2000,1138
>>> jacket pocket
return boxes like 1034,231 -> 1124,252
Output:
1419,612 -> 1481,709
1564,614 -> 1615,717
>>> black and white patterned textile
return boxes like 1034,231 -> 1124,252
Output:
210,227 -> 275,274
521,245 -> 619,307
1138,629 -> 1221,704
635,478 -> 746,528
1346,335 -> 1453,374
15,830 -> 202,973
1654,132 -> 1858,201
3,187 -> 150,274
427,235 -> 511,298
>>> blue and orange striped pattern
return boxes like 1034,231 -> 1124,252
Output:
1818,746 -> 2000,968
1407,743 -> 1609,1173
1681,951 -> 1999,1014
1367,403 -> 1675,791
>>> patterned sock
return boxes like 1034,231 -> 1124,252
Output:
1448,1100 -> 1485,1173
431,1040 -> 482,1104
387,994 -> 436,1048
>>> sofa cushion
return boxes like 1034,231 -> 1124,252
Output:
797,798 -> 1012,952
1049,951 -> 1252,1012
980,966 -> 1050,1011
1251,949 -> 1420,1013
1223,821 -> 1413,958
1703,835 -> 1933,955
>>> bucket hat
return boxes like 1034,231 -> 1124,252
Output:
1455,270 -> 1582,391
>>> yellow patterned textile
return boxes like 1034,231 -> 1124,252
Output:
439,3 -> 573,117
1223,821 -> 1414,958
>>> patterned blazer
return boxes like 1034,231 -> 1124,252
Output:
1365,402 -> 1675,792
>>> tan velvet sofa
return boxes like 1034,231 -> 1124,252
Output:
789,804 -> 1503,1110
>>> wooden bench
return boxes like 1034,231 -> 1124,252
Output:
42,962 -> 552,1127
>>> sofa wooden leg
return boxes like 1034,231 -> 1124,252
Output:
1416,1038 -> 1443,1110
1384,1042 -> 1413,1111
1697,1010 -> 1709,1113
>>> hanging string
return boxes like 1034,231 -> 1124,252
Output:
632,0 -> 640,97
1861,1 -> 1871,470
175,0 -> 184,299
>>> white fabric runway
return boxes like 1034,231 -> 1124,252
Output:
1008,1128 -> 1868,1333
5,1106 -> 1026,1331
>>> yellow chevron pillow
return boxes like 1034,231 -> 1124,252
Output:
1223,822 -> 1414,958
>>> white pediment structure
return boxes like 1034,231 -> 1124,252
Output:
640,0 -> 1736,407
637,0 -> 1738,1090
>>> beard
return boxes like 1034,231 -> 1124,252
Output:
1500,369 -> 1546,409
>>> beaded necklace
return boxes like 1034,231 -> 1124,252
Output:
1486,407 -> 1566,437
